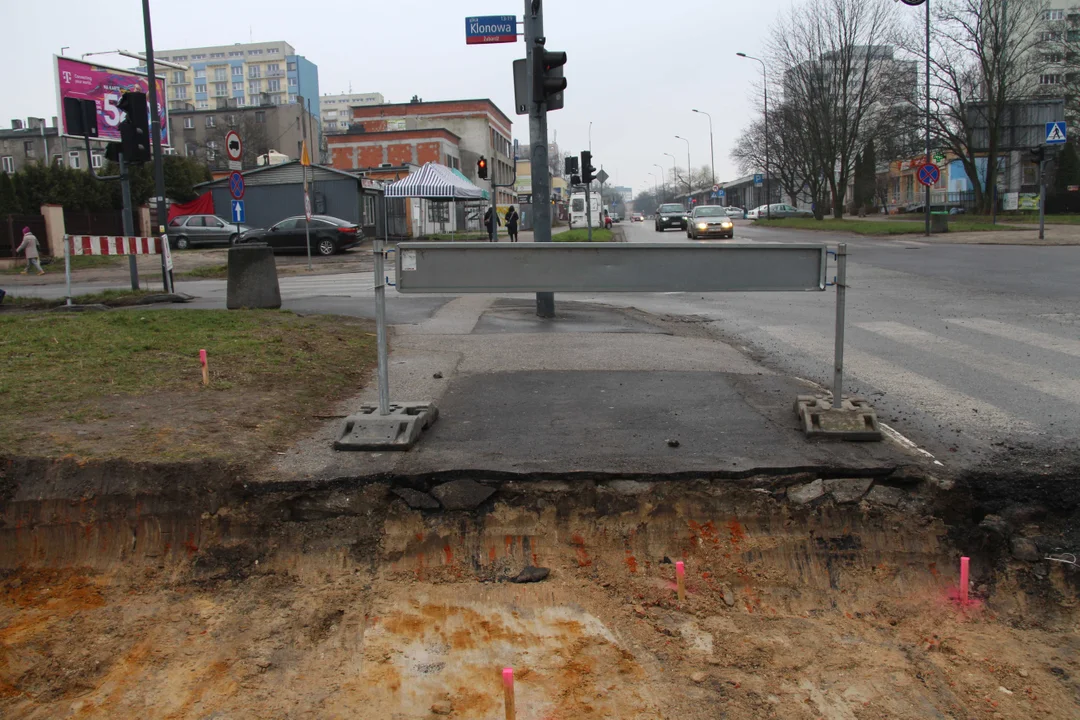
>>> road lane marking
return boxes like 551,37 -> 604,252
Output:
944,318 -> 1080,359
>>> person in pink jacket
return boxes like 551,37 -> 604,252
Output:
16,227 -> 45,275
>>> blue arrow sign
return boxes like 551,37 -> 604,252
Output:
231,199 -> 245,224
1046,121 -> 1067,145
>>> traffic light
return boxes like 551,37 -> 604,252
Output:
118,91 -> 151,163
580,150 -> 595,184
1029,146 -> 1046,164
477,156 -> 489,179
532,41 -> 567,107
564,155 -> 579,176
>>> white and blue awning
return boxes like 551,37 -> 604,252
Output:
384,162 -> 486,201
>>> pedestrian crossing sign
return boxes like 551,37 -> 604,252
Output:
1045,121 -> 1067,145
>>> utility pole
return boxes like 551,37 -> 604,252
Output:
692,109 -> 715,199
526,0 -> 554,318
118,153 -> 139,289
141,0 -> 172,292
924,0 -> 931,237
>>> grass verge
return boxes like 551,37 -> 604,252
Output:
422,232 -> 490,241
180,263 -> 229,279
552,229 -> 615,242
2,289 -> 162,310
960,213 -> 1080,225
0,309 -> 376,461
753,217 -> 1023,234
5,255 -> 123,274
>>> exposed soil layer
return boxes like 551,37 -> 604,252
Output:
1,460 -> 1078,719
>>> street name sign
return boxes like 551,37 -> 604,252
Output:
465,15 -> 517,44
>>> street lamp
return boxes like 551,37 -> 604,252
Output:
737,52 -> 770,219
692,109 -> 715,198
674,135 -> 691,202
588,121 -> 593,152
663,152 -> 678,200
648,171 -> 658,197
653,163 -> 666,199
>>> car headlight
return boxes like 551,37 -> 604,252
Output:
697,223 -> 708,230
722,221 -> 732,228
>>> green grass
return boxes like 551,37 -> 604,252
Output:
0,310 -> 376,461
552,229 -> 615,242
753,217 -> 1023,235
5,255 -> 123,274
961,213 -> 1080,225
423,232 -> 490,241
180,263 -> 229,279
2,289 -> 160,309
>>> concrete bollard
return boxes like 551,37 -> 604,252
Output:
930,213 -> 949,233
226,243 -> 282,310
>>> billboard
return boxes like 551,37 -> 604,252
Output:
54,56 -> 169,146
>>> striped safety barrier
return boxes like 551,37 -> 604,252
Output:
66,235 -> 164,256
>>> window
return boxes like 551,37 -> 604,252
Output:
68,151 -> 80,169
235,96 -> 245,107
173,86 -> 188,99
23,141 -> 35,157
267,63 -> 280,73
1069,30 -> 1080,42
248,66 -> 261,78
1044,52 -> 1064,63
173,55 -> 187,61
183,116 -> 194,129
195,83 -> 207,94
1040,74 -> 1063,84
195,69 -> 206,79
288,77 -> 297,87
1044,9 -> 1065,20
185,216 -> 205,227
91,154 -> 103,169
248,49 -> 263,55
428,203 -> 450,222
214,67 -> 227,81
271,94 -> 283,105
326,121 -> 337,130
232,65 -> 243,77
227,114 -> 237,127
207,140 -> 218,159
171,71 -> 185,84
214,82 -> 228,96
249,80 -> 261,95
191,54 -> 206,60
52,154 -> 63,166
363,195 -> 375,225
229,51 -> 244,57
211,52 -> 226,59
1,156 -> 13,173
169,217 -> 185,227
1040,31 -> 1062,41
186,142 -> 198,157
233,81 -> 244,93
196,101 -> 209,110
255,111 -> 266,123
206,115 -> 216,127
267,47 -> 280,54
268,79 -> 281,91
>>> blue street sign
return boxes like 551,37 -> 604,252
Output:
229,171 -> 245,200
465,15 -> 517,44
917,162 -> 940,187
1046,121 -> 1067,145
753,174 -> 763,186
718,188 -> 725,197
231,199 -> 245,223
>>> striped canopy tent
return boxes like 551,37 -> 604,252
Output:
385,162 -> 486,200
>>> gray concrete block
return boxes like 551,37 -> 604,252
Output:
335,402 -> 438,451
1010,537 -> 1040,562
226,243 -> 281,310
824,477 -> 873,504
795,395 -> 883,441
391,487 -> 440,510
788,479 -> 825,505
865,484 -> 906,507
429,479 -> 495,510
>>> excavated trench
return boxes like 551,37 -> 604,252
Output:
1,457 -> 1078,719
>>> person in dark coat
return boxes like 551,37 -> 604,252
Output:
484,207 -> 500,241
505,205 -> 520,242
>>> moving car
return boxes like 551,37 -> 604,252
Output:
631,212 -> 644,222
747,203 -> 814,220
724,206 -> 746,219
687,206 -> 735,239
654,203 -> 688,231
167,214 -> 251,249
238,215 -> 362,255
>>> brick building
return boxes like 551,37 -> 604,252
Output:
327,98 -> 514,206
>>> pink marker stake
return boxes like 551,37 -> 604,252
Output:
199,349 -> 209,385
676,561 -> 686,603
959,556 -> 970,605
502,667 -> 515,720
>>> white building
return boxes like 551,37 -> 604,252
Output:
321,92 -> 385,133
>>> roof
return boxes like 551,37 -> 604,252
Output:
327,127 -> 462,143
195,160 -> 368,189
349,98 -> 513,129
385,162 -> 485,200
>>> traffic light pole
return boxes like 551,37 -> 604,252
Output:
526,0 -> 554,318
141,0 -> 173,293
118,153 -> 140,290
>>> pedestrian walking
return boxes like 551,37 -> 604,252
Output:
484,207 -> 501,242
16,227 -> 45,275
505,205 -> 520,242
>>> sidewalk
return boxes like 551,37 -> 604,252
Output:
273,296 -> 915,482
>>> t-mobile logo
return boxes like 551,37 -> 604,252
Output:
62,71 -> 72,83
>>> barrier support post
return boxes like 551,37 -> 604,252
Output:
832,243 -> 847,409
64,235 -> 72,306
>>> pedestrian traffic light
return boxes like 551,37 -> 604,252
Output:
564,155 -> 579,176
580,150 -> 595,184
118,91 -> 151,163
1029,146 -> 1046,164
570,174 -> 581,186
532,41 -> 567,107
477,156 -> 488,179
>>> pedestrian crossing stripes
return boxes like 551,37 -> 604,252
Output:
943,318 -> 1080,359
760,324 -> 1035,431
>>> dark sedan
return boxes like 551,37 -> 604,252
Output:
654,203 -> 688,231
239,215 -> 362,255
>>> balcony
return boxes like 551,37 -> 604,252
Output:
266,69 -> 285,78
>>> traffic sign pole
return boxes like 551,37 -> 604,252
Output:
526,0 -> 554,318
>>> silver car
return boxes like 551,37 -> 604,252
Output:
747,203 -> 813,220
167,214 -> 251,249
687,206 -> 735,239
724,206 -> 746,219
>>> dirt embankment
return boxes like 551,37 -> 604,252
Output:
1,459 -> 1078,719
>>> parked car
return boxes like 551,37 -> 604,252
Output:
747,203 -> 814,220
631,212 -> 644,222
654,203 -> 688,231
167,214 -> 251,249
238,215 -> 362,255
686,206 -> 735,239
724,206 -> 746,219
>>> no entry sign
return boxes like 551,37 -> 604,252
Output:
917,162 -> 940,187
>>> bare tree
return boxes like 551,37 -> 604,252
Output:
769,0 -> 900,218
902,0 -> 1050,212
731,105 -> 819,207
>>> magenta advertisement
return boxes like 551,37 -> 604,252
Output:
55,56 -> 170,146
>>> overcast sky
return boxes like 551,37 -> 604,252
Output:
4,0 -> 792,196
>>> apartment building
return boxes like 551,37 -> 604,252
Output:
1,117 -> 109,174
329,99 -> 515,205
321,92 -> 385,133
168,102 -> 317,174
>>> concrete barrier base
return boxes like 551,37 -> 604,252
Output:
226,243 -> 281,309
335,402 -> 439,451
795,395 -> 883,441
